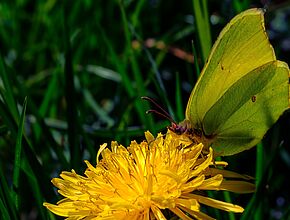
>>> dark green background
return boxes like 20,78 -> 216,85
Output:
0,0 -> 289,219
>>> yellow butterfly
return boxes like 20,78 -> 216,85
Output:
174,8 -> 289,156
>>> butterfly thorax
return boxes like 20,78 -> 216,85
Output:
169,119 -> 217,153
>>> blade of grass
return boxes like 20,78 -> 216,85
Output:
21,157 -> 47,219
214,156 -> 235,220
39,109 -> 168,138
1,96 -> 59,214
98,25 -> 154,133
12,72 -> 69,169
97,23 -> 145,138
0,82 -> 58,210
98,26 -> 134,97
88,121 -> 169,139
3,50 -> 68,170
241,142 -> 282,219
39,68 -> 60,117
130,0 -> 146,28
206,191 -> 222,219
119,2 -> 144,95
142,41 -> 186,120
84,65 -> 121,82
233,0 -> 250,13
254,143 -> 263,219
0,70 -> 61,208
63,1 -> 80,169
0,166 -> 18,219
0,99 -> 18,137
83,88 -> 114,127
140,41 -> 174,118
175,73 -> 184,121
0,125 -> 8,135
0,197 -> 11,220
0,54 -> 19,123
192,0 -> 212,64
223,191 -> 235,220
21,136 -> 57,206
192,40 -> 201,78
118,1 -> 154,131
12,97 -> 27,211
33,68 -> 60,141
28,100 -> 70,169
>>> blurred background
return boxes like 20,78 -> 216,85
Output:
0,0 -> 290,219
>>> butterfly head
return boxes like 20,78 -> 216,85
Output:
169,119 -> 218,153
169,119 -> 191,134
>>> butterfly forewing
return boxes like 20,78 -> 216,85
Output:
186,8 -> 275,128
185,8 -> 289,156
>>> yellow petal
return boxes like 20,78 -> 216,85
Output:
206,168 -> 254,180
219,180 -> 255,193
197,174 -> 223,190
145,131 -> 155,143
97,143 -> 107,163
193,194 -> 244,213
151,205 -> 167,220
170,207 -> 193,220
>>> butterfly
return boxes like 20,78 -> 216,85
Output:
172,8 -> 289,156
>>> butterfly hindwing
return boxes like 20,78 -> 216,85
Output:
205,61 -> 289,155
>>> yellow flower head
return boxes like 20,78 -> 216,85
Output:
44,130 -> 254,219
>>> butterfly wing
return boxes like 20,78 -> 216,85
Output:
186,8 -> 289,155
204,61 -> 289,155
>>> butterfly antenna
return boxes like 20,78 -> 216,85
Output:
146,109 -> 175,124
141,96 -> 176,124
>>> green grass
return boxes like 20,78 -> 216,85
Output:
0,0 -> 289,219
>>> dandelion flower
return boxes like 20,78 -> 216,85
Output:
44,130 -> 254,219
